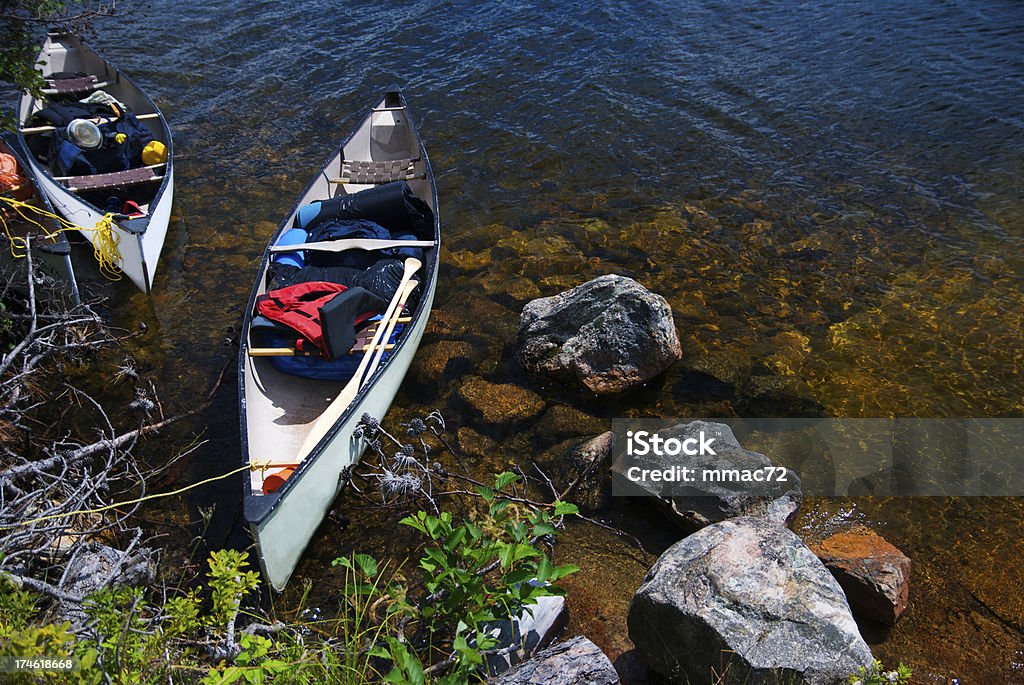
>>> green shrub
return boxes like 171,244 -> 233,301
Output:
848,658 -> 912,685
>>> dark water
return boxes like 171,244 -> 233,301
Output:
43,0 -> 1024,681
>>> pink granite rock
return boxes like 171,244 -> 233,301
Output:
810,526 -> 911,626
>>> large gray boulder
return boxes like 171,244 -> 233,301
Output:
628,517 -> 873,685
612,421 -> 802,531
489,635 -> 620,685
515,275 -> 682,395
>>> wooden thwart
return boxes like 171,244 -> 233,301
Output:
42,76 -> 110,95
330,157 -> 424,185
269,238 -> 434,253
249,343 -> 395,357
21,112 -> 161,135
248,316 -> 410,357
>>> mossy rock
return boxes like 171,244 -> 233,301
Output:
454,376 -> 546,427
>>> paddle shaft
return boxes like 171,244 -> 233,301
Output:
21,112 -> 160,135
296,257 -> 421,458
363,280 -> 419,388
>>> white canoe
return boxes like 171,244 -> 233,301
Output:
16,32 -> 174,294
239,88 -> 439,590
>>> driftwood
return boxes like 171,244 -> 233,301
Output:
0,251 -> 221,625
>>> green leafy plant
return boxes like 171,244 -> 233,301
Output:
0,458 -> 579,685
330,553 -> 414,684
848,658 -> 912,685
0,2 -> 123,132
0,582 -> 37,638
206,549 -> 260,630
387,471 -> 578,680
200,633 -> 289,685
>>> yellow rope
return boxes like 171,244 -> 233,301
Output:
1,461 -> 282,530
0,195 -> 123,281
88,211 -> 123,280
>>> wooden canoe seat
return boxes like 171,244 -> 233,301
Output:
330,157 -> 425,185
42,75 -> 110,96
61,165 -> 162,193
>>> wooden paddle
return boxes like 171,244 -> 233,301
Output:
363,277 -> 419,386
296,258 -> 421,458
362,282 -> 418,389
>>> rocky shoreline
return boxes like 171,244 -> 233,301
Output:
461,274 -> 912,685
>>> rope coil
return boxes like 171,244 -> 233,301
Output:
0,195 -> 123,280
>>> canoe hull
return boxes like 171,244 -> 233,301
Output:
240,88 -> 439,590
248,276 -> 435,590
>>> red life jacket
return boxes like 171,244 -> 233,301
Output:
256,281 -> 357,359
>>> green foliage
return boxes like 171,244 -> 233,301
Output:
328,553 -> 413,684
390,471 -> 578,681
163,590 -> 202,638
0,582 -> 38,637
0,1 -> 121,131
0,551 -> 266,685
375,638 -> 426,685
848,658 -> 912,685
200,634 -> 289,685
0,475 -> 579,684
80,585 -> 156,682
206,549 -> 260,629
0,20 -> 43,131
0,620 -> 78,684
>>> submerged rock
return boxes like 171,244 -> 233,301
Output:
413,340 -> 476,386
535,405 -> 607,441
541,431 -> 615,515
455,376 -> 546,426
628,517 -> 873,685
567,431 -> 615,511
515,275 -> 682,395
489,635 -> 620,685
810,527 -> 911,626
456,426 -> 501,460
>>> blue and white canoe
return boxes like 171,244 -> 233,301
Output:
239,88 -> 439,590
16,32 -> 173,294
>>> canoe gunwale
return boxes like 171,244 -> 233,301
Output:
0,133 -> 82,304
